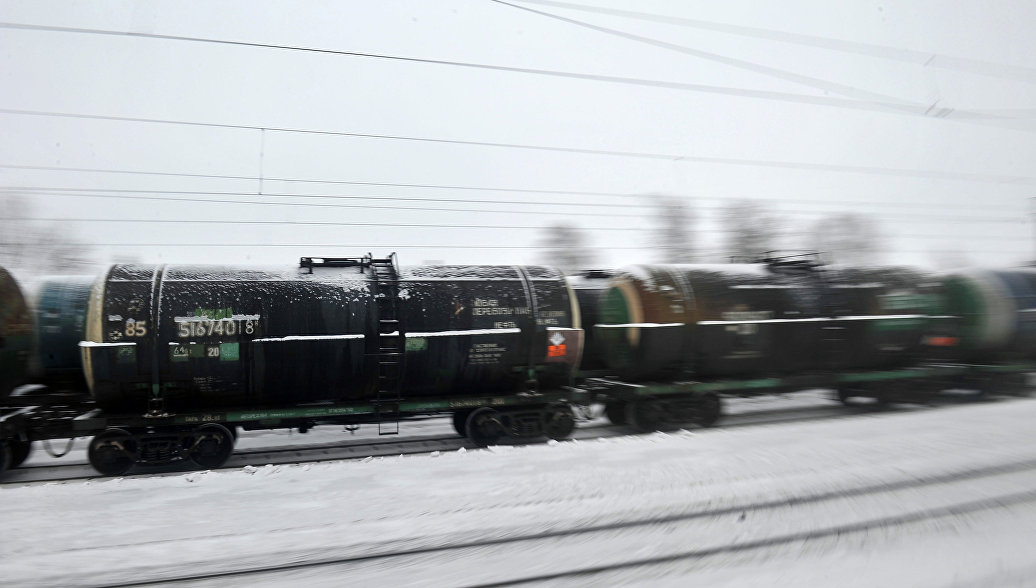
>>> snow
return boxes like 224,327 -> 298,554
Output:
595,322 -> 686,328
3,396 -> 1036,586
76,341 -> 135,348
401,328 -> 522,337
252,334 -> 364,342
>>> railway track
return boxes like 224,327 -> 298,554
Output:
2,393 -> 902,484
86,452 -> 1036,587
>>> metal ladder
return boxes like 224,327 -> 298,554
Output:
370,253 -> 404,435
809,262 -> 852,369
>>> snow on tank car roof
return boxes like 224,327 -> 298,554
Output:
611,264 -> 776,293
134,265 -> 369,283
619,263 -> 771,282
565,274 -> 614,289
399,265 -> 564,281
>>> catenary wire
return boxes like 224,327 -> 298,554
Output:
0,164 -> 1025,211
3,216 -> 1025,242
509,0 -> 1036,84
0,242 -> 1020,254
1,109 -> 1033,185
491,0 -> 916,105
0,188 -> 1026,226
0,21 -> 952,120
2,216 -> 652,232
0,183 -> 1022,213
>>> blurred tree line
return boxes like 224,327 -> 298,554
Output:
0,195 -> 98,276
536,196 -> 884,273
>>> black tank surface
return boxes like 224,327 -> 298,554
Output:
396,264 -> 581,396
565,270 -> 614,373
821,266 -> 940,369
29,275 -> 94,387
0,266 -> 32,398
81,260 -> 582,412
596,263 -> 826,380
595,262 -> 939,381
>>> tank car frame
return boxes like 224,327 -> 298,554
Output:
2,255 -> 1036,478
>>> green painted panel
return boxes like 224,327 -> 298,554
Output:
220,342 -> 240,361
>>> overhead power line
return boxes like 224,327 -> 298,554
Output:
4,216 -> 1025,242
0,241 -> 654,251
0,187 -> 640,218
0,20 -> 1028,129
2,216 -> 649,232
0,185 -> 650,211
0,163 -> 1019,211
2,109 -> 1033,185
510,0 -> 1036,84
490,0 -> 1036,135
0,182 -> 1023,214
0,21 -> 918,118
0,241 -> 1020,255
491,0 -> 915,105
1,186 -> 1026,225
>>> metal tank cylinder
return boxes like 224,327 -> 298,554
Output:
30,275 -> 94,386
0,267 -> 32,398
564,269 -> 614,374
595,263 -> 938,381
81,259 -> 582,412
938,268 -> 1036,361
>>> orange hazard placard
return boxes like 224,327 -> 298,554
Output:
547,344 -> 567,357
924,336 -> 960,347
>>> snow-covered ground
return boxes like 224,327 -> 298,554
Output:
4,396 -> 1036,587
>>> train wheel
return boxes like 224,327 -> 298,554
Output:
465,408 -> 502,447
836,388 -> 854,406
696,393 -> 722,427
542,403 -> 575,441
626,399 -> 665,432
8,438 -> 31,468
452,409 -> 473,437
604,401 -> 627,425
88,429 -> 137,476
188,423 -> 235,469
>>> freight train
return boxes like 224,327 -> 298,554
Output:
1,254 -> 1033,476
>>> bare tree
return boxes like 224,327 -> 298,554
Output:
0,195 -> 97,274
722,199 -> 782,261
536,222 -> 597,274
810,212 -> 882,265
649,196 -> 695,263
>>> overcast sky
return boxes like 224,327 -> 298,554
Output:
2,0 -> 1035,270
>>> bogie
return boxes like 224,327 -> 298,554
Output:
465,408 -> 503,447
187,423 -> 236,469
88,429 -> 137,476
542,403 -> 575,441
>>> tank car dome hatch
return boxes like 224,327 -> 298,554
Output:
0,266 -> 33,398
